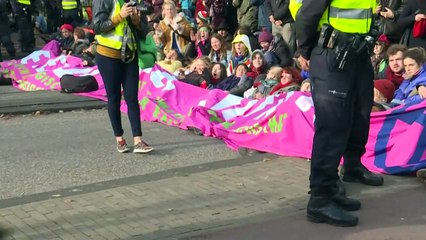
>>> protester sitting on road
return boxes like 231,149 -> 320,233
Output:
178,57 -> 212,88
208,33 -> 231,68
195,11 -> 210,28
248,66 -> 283,99
371,34 -> 391,79
214,22 -> 232,49
269,66 -> 301,95
228,34 -> 252,75
208,62 -> 227,88
378,44 -> 408,88
59,24 -> 75,55
186,26 -> 212,59
68,27 -> 90,58
246,50 -> 268,84
81,43 -> 96,67
372,79 -> 396,112
391,47 -> 426,105
236,25 -> 261,52
215,63 -> 254,97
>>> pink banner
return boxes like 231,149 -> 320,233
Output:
2,50 -> 426,175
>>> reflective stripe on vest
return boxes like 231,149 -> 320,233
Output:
17,0 -> 31,5
62,0 -> 78,10
95,0 -> 137,51
318,0 -> 376,34
289,0 -> 303,20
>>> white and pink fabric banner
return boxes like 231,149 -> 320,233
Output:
2,49 -> 426,175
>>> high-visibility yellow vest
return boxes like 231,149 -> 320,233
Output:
17,0 -> 31,5
319,0 -> 376,34
289,0 -> 303,21
62,0 -> 78,10
95,0 -> 137,51
292,0 -> 376,34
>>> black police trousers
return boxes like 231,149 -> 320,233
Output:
62,9 -> 81,27
309,46 -> 374,196
15,4 -> 35,51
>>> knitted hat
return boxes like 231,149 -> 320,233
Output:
215,21 -> 229,31
197,11 -> 209,22
198,26 -> 210,33
258,30 -> 273,43
377,34 -> 390,45
60,24 -> 74,32
374,79 -> 395,103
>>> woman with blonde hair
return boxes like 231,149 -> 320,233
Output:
157,1 -> 192,57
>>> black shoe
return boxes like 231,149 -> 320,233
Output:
342,166 -> 384,186
332,193 -> 361,211
307,195 -> 358,227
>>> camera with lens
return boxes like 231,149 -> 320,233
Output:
125,0 -> 153,15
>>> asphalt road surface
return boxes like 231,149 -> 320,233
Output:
0,109 -> 241,200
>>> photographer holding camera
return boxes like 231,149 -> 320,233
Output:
93,0 -> 154,153
295,0 -> 384,227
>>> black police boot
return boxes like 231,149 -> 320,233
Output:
342,165 -> 384,186
336,179 -> 346,196
307,195 -> 358,227
332,193 -> 361,211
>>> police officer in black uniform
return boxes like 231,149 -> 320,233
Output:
0,0 -> 16,61
10,0 -> 36,52
295,0 -> 384,227
43,0 -> 61,33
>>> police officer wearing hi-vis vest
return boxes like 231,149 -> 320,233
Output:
61,0 -> 82,26
294,0 -> 384,227
10,0 -> 35,52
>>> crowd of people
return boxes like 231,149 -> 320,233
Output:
0,0 -> 425,108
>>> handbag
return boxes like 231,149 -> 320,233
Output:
413,19 -> 426,38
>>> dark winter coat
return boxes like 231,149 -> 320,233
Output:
375,0 -> 407,42
397,0 -> 426,49
265,0 -> 293,24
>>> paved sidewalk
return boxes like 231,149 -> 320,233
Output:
0,155 -> 419,240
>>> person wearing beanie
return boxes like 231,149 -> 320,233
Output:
196,10 -> 210,27
258,30 -> 281,66
59,24 -> 75,54
371,34 -> 391,79
214,22 -> 232,47
195,26 -> 212,58
374,79 -> 395,104
372,79 -> 395,111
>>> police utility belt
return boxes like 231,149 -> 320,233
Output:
317,24 -> 377,70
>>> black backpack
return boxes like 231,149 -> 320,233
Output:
60,74 -> 99,93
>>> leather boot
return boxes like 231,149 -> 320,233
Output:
342,165 -> 384,186
307,195 -> 358,227
332,193 -> 361,211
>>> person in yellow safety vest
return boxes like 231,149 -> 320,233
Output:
61,0 -> 83,26
294,0 -> 383,227
10,0 -> 36,52
93,0 -> 155,154
289,0 -> 303,21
